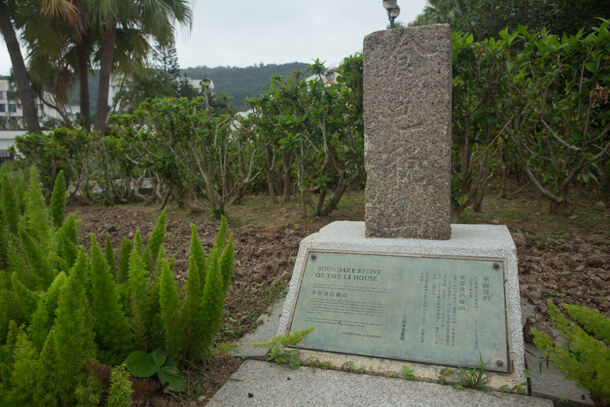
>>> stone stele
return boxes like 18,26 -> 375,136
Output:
364,24 -> 452,240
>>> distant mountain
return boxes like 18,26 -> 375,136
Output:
182,62 -> 309,111
65,62 -> 310,113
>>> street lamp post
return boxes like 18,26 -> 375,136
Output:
382,0 -> 400,29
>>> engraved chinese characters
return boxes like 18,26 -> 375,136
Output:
364,24 -> 452,240
289,251 -> 509,372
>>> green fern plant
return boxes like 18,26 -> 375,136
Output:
89,234 -> 132,364
107,364 -> 134,407
54,249 -> 96,405
117,237 -> 133,284
10,271 -> 39,321
35,327 -> 60,406
197,248 -> 225,357
0,169 -> 238,402
144,209 -> 166,270
55,214 -> 80,273
159,258 -> 181,359
179,252 -> 203,360
49,170 -> 66,228
253,327 -> 316,348
189,223 -> 207,289
7,328 -> 39,406
29,272 -> 67,351
532,300 -> 609,405
23,166 -> 53,247
18,225 -> 55,290
0,170 -> 20,236
105,235 -> 117,276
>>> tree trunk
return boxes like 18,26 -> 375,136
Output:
264,149 -> 277,204
0,0 -> 41,133
314,189 -> 327,217
281,150 -> 291,202
95,23 -> 116,134
75,39 -> 90,127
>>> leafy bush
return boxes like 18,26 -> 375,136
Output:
451,20 -> 610,218
245,55 -> 364,215
13,126 -> 101,201
10,22 -> 608,218
532,300 -> 609,405
0,166 -> 235,405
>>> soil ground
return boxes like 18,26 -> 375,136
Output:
70,186 -> 609,406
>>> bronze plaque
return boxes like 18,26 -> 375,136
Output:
288,250 -> 509,372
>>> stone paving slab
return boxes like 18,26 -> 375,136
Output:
218,295 -> 593,407
232,298 -> 286,359
520,286 -> 594,406
207,360 -> 553,407
525,343 -> 593,406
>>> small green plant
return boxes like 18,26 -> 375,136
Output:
541,288 -> 566,298
213,327 -> 316,357
124,348 -> 187,391
532,300 -> 609,405
387,371 -> 399,378
439,367 -> 459,385
439,357 -> 491,391
342,361 -> 364,374
253,327 -> 316,348
456,356 -> 491,391
107,364 -> 133,407
498,383 -> 527,395
267,344 -> 302,369
310,360 -> 335,370
401,365 -> 415,380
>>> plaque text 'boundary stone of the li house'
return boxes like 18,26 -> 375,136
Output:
288,250 -> 509,373
364,24 -> 452,240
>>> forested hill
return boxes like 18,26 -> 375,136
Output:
182,62 -> 309,111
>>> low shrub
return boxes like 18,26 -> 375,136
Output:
0,166 -> 235,405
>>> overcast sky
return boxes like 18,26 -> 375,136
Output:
0,0 -> 426,75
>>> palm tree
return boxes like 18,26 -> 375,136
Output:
0,0 -> 41,133
94,0 -> 192,134
18,0 -> 98,127
1,0 -> 81,132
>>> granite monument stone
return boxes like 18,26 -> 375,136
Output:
364,24 -> 452,240
278,24 -> 525,390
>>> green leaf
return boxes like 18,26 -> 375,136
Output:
124,350 -> 158,378
158,366 -> 187,391
152,347 -> 167,368
288,358 -> 302,370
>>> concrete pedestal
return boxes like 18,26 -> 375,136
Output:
278,221 -> 525,389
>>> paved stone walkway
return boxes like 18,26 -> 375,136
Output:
205,296 -> 592,406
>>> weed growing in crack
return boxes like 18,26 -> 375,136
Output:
455,356 -> 491,391
342,361 -> 364,374
267,344 -> 302,370
310,360 -> 335,370
401,366 -> 415,380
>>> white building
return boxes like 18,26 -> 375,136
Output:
0,78 -> 45,130
0,78 -> 79,130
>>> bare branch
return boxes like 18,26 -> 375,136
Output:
540,119 -> 581,152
